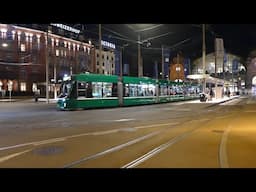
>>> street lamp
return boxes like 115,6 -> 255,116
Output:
45,26 -> 49,103
202,24 -> 206,94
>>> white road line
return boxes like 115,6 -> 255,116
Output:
0,149 -> 31,163
33,138 -> 66,146
215,115 -> 232,119
113,119 -> 135,122
0,122 -> 179,152
189,118 -> 209,122
135,122 -> 179,129
122,128 -> 197,168
219,125 -> 230,168
63,131 -> 162,168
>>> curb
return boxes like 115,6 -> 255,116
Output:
206,97 -> 238,108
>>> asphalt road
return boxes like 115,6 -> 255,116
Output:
0,96 -> 255,168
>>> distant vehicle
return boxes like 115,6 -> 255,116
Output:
57,73 -> 200,110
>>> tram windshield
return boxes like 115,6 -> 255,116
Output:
59,80 -> 72,98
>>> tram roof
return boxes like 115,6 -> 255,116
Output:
72,73 -> 119,83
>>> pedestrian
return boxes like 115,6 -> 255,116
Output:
209,88 -> 214,100
34,89 -> 40,102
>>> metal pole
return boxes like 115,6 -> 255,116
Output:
232,57 -> 234,94
202,24 -> 206,93
99,24 -> 102,74
118,46 -> 123,106
46,27 -> 49,103
54,62 -> 57,99
215,38 -> 217,99
138,34 -> 142,77
120,47 -> 123,79
161,45 -> 164,79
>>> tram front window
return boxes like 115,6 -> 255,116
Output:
59,81 -> 72,98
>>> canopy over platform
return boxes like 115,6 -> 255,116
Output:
187,74 -> 232,86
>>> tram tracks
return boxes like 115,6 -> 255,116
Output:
0,103 -> 236,168
63,118 -> 211,168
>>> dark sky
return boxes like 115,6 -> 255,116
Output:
83,24 -> 256,56
212,24 -> 256,58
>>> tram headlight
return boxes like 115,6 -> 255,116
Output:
63,102 -> 66,108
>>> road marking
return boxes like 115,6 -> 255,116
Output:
122,128 -> 196,168
33,138 -> 66,146
244,111 -> 256,113
0,149 -> 31,163
135,122 -> 179,129
175,108 -> 191,111
0,122 -> 179,152
215,115 -> 232,119
63,131 -> 162,168
219,125 -> 230,168
113,119 -> 135,122
189,118 -> 209,122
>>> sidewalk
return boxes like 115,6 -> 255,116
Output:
0,97 -> 58,103
187,95 -> 239,104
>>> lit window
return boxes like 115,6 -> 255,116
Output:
20,82 -> 26,92
56,49 -> 59,57
12,31 -> 15,40
20,44 -> 26,52
176,67 -> 181,72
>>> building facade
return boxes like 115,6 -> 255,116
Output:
93,49 -> 115,75
0,24 -> 93,97
192,52 -> 246,93
169,54 -> 185,82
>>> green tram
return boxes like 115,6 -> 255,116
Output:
57,73 -> 200,110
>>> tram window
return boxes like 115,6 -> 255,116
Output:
148,84 -> 156,96
103,83 -> 112,97
112,83 -> 118,97
129,84 -> 138,97
92,82 -> 103,98
70,81 -> 77,98
160,85 -> 167,96
124,84 -> 129,97
77,82 -> 86,97
138,84 -> 148,96
86,82 -> 93,98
